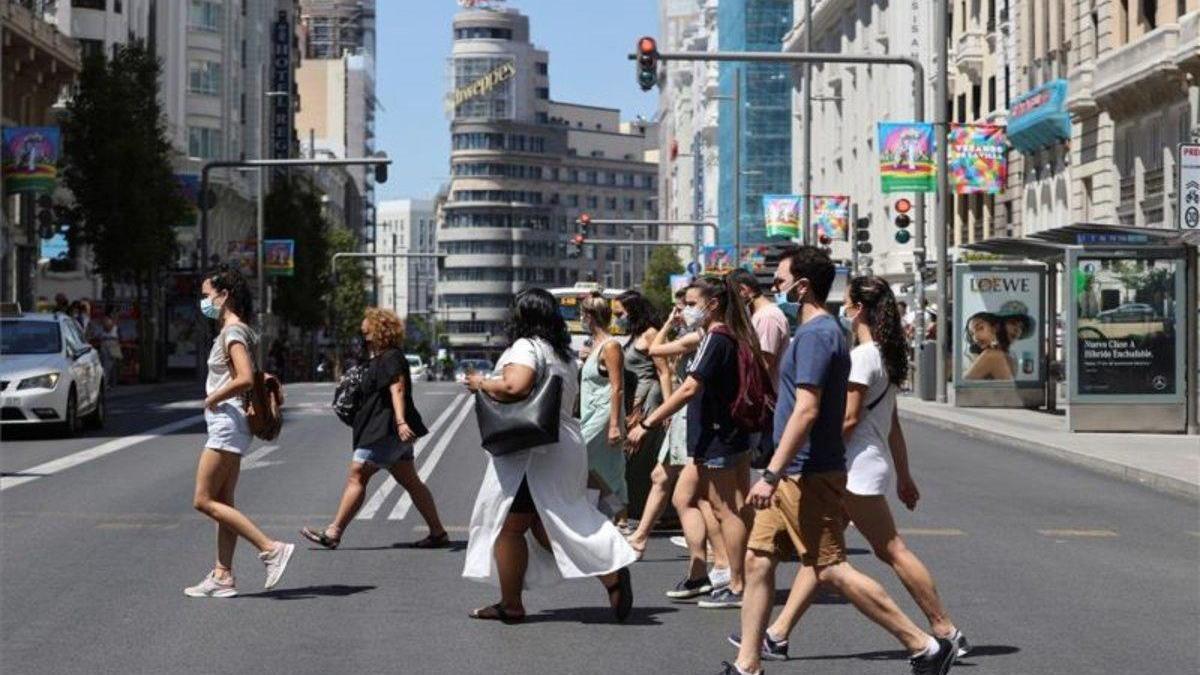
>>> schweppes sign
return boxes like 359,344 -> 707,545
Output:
454,61 -> 516,107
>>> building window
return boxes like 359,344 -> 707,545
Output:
535,112 -> 549,124
971,84 -> 982,120
625,198 -> 636,211
453,26 -> 513,40
956,94 -> 967,123
987,76 -> 996,113
189,0 -> 222,32
188,61 -> 222,96
536,62 -> 548,75
567,194 -> 580,207
585,170 -> 597,184
72,0 -> 106,9
79,38 -> 105,62
188,127 -> 223,159
536,87 -> 549,99
586,196 -> 598,209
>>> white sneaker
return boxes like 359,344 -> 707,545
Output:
259,542 -> 295,589
184,572 -> 237,598
709,566 -> 731,590
669,535 -> 688,549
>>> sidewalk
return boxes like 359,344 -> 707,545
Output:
897,395 -> 1200,500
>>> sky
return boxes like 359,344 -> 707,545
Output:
374,0 -> 660,202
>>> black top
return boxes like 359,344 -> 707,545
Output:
352,349 -> 428,449
685,330 -> 751,461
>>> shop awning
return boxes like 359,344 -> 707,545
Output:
1008,79 -> 1071,154
962,223 -> 1188,261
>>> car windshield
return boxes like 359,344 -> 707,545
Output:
0,320 -> 62,355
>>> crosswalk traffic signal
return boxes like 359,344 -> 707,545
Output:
893,198 -> 912,244
568,234 -> 586,259
854,215 -> 871,255
635,37 -> 659,91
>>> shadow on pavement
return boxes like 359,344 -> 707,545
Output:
243,584 -> 377,600
793,644 -> 1020,663
315,541 -> 469,553
524,605 -> 680,626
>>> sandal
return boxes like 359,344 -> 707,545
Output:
470,603 -> 525,624
300,526 -> 340,550
411,531 -> 450,549
604,567 -> 634,623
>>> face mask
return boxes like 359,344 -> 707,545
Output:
200,296 -> 220,320
614,316 -> 630,332
839,314 -> 854,333
681,306 -> 706,329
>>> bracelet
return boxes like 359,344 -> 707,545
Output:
639,419 -> 654,431
396,420 -> 408,427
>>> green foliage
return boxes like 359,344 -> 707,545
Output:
328,227 -> 367,346
404,315 -> 444,359
60,40 -> 186,285
642,246 -> 685,312
265,177 -> 330,329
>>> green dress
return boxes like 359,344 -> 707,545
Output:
579,337 -> 627,504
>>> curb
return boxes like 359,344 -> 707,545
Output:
899,408 -> 1200,502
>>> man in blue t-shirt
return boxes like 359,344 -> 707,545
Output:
725,247 -> 956,675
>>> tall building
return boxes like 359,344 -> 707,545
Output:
377,198 -> 436,318
443,6 -> 660,357
718,0 -> 792,248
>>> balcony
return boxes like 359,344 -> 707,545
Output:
1175,11 -> 1200,78
1066,64 -> 1098,117
1093,25 -> 1181,119
954,30 -> 986,83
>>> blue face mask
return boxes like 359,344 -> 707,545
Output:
774,281 -> 800,320
200,296 -> 220,320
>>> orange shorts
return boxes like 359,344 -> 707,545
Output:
746,471 -> 847,567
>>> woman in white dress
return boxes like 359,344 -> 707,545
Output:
463,289 -> 638,624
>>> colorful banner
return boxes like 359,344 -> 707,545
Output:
2,127 -> 61,194
948,124 -> 1007,194
812,195 -> 850,241
877,122 -> 936,193
226,240 -> 257,277
762,194 -> 802,238
263,239 -> 295,277
701,245 -> 736,274
740,245 -> 769,273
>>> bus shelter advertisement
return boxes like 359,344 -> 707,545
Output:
954,264 -> 1044,387
1072,255 -> 1184,398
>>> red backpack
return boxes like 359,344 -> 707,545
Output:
709,325 -> 775,432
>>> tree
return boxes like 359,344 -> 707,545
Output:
61,41 -> 188,381
642,246 -> 685,311
328,227 -> 367,355
265,177 -> 330,330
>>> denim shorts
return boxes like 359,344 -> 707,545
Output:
204,401 -> 252,455
353,435 -> 415,467
697,450 -> 750,470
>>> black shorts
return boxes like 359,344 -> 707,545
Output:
509,477 -> 536,514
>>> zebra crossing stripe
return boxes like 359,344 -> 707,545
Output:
388,395 -> 475,521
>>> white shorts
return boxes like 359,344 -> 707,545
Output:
204,401 -> 253,455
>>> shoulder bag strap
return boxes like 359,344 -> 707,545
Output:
865,383 -> 891,411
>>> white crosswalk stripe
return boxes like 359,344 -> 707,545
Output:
388,395 -> 475,520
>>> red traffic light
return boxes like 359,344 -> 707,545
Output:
579,213 -> 591,226
638,37 -> 657,56
894,198 -> 912,214
818,233 -> 831,246
571,234 -> 585,245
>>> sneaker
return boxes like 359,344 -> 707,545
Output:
717,661 -> 760,675
727,631 -> 789,661
709,566 -> 731,590
698,587 -> 743,609
948,629 -> 971,658
665,575 -> 713,599
259,542 -> 295,590
669,535 -> 689,549
184,572 -> 237,598
909,637 -> 956,675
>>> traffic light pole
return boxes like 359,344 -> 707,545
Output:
581,239 -> 697,257
574,218 -> 718,266
641,48 -> 933,398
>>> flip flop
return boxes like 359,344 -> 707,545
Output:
604,567 -> 634,623
300,526 -> 340,550
469,603 -> 525,625
411,531 -> 450,549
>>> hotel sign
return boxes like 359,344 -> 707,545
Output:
454,61 -> 516,107
271,11 -> 292,159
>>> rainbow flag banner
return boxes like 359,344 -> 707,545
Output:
948,124 -> 1007,194
813,195 -> 850,241
762,194 -> 803,238
877,122 -> 936,193
2,127 -> 60,194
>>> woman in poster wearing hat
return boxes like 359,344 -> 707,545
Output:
963,312 -> 1014,381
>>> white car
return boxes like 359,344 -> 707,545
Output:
406,354 -> 429,382
1,307 -> 105,434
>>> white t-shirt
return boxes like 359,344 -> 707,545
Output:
845,342 -> 895,496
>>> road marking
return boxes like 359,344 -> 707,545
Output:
1037,529 -> 1118,538
242,445 -> 280,470
355,393 -> 468,520
0,415 -> 204,491
897,528 -> 965,536
389,396 -> 475,520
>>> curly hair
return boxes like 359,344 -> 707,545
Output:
363,307 -> 406,352
207,264 -> 253,319
848,276 -> 908,386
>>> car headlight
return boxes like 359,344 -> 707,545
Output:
17,373 -> 60,390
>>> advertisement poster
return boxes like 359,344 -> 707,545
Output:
948,124 -> 1007,194
739,245 -> 769,273
701,245 -> 735,274
1073,257 -> 1180,396
226,240 -> 257,277
812,195 -> 850,241
955,265 -> 1043,385
2,127 -> 60,194
762,194 -> 802,238
263,239 -> 295,277
877,122 -> 936,193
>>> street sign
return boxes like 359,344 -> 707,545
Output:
1176,143 -> 1200,230
686,261 -> 701,275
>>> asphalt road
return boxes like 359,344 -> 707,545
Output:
2,381 -> 1197,674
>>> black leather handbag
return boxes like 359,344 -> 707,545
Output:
475,342 -> 563,456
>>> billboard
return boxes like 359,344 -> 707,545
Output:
2,127 -> 60,194
877,122 -> 936,193
948,124 -> 1007,194
954,264 -> 1045,388
263,239 -> 295,277
226,240 -> 257,277
763,194 -> 802,239
1069,253 -> 1185,400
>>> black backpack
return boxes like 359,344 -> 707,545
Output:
332,364 -> 367,426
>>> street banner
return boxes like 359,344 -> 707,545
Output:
2,127 -> 60,194
740,245 -> 769,273
263,239 -> 295,277
226,240 -> 257,277
175,174 -> 200,227
701,245 -> 735,274
954,264 -> 1044,387
877,122 -> 936,193
669,274 -> 692,294
762,194 -> 802,238
948,124 -> 1007,194
812,195 -> 850,241
1176,143 -> 1200,230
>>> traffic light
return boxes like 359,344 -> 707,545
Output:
635,37 -> 659,91
373,152 -> 389,183
568,233 -> 586,259
854,215 -> 871,255
578,212 -> 591,237
893,198 -> 912,244
35,194 -> 55,240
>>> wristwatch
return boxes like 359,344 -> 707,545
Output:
761,469 -> 780,486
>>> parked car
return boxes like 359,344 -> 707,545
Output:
454,359 -> 494,383
406,354 -> 430,382
1097,302 -> 1156,323
0,305 -> 105,434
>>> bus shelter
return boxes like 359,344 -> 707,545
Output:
962,224 -> 1198,434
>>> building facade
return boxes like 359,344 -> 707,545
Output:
377,198 -> 436,318
442,6 -> 659,357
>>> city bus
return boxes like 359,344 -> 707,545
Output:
548,283 -> 625,355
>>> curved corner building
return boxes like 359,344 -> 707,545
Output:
443,7 -> 659,359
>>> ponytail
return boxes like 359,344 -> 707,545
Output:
691,275 -> 767,372
849,276 -> 907,385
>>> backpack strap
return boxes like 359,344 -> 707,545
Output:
865,384 -> 891,412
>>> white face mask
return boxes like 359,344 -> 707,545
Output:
681,305 -> 706,329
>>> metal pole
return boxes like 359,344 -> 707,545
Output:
1045,262 -> 1058,413
850,203 -> 859,275
197,164 -> 213,381
392,232 -> 398,312
934,0 -> 950,402
733,67 -> 742,264
256,168 -> 266,367
1186,244 -> 1198,434
802,0 -> 813,244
